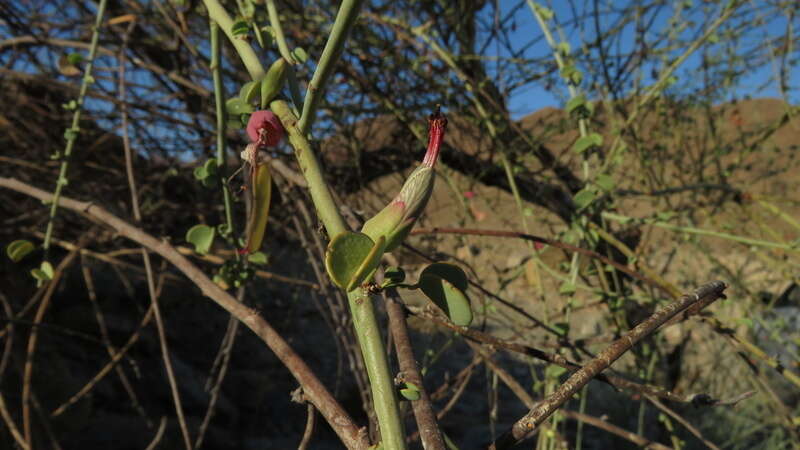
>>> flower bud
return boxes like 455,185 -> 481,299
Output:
361,109 -> 447,252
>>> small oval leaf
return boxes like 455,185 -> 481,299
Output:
225,97 -> 254,116
419,273 -> 472,326
325,232 -> 376,291
186,224 -> 216,255
420,263 -> 468,291
7,240 -> 35,262
291,47 -> 308,64
239,80 -> 261,104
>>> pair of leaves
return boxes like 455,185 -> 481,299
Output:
193,159 -> 219,187
324,234 -> 472,326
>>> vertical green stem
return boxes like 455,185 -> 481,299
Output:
271,99 -> 405,449
209,19 -> 237,243
42,0 -> 109,253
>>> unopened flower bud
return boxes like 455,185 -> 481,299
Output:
361,109 -> 447,252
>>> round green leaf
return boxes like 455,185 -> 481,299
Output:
7,240 -> 35,262
420,263 -> 468,291
572,133 -> 603,153
225,97 -> 254,116
565,94 -> 586,115
186,224 -> 216,255
239,80 -> 261,104
418,270 -> 472,326
325,232 -> 381,291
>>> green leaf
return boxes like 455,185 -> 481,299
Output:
418,263 -> 472,326
572,133 -> 603,153
556,42 -> 571,56
239,80 -> 261,104
382,266 -> 406,287
225,97 -> 254,115
534,4 -> 554,20
247,251 -> 269,265
291,47 -> 308,64
595,173 -> 615,192
231,19 -> 250,38
573,188 -> 596,209
545,364 -> 568,378
324,232 -> 381,291
67,52 -> 84,65
560,65 -> 583,86
565,94 -> 586,115
420,263 -> 468,291
185,224 -> 216,255
552,321 -> 570,336
558,281 -> 576,296
399,382 -> 421,401
6,240 -> 35,262
31,261 -> 54,282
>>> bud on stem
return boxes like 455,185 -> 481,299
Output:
361,108 -> 448,252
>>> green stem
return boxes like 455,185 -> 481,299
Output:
209,19 -> 237,250
270,100 -> 347,236
265,0 -> 297,64
297,0 -> 365,134
271,99 -> 405,448
348,288 -> 405,450
602,211 -> 797,251
202,0 -> 265,80
43,0 -> 109,253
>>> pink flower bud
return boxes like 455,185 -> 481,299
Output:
246,110 -> 284,147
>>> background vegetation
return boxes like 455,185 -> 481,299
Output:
0,0 -> 798,448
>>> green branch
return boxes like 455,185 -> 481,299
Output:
297,0 -> 365,134
43,0 -> 109,253
202,0 -> 265,80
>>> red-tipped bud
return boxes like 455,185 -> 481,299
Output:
247,110 -> 284,147
423,108 -> 447,167
361,108 -> 448,252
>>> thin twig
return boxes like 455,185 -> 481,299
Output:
22,238 -> 85,444
298,402 -> 317,450
385,288 -> 445,450
0,176 -> 369,450
489,280 -> 728,449
117,23 -> 193,448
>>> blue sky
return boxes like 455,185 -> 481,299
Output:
491,1 -> 798,119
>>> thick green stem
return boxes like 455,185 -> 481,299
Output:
348,289 -> 405,449
43,0 -> 109,253
272,99 -> 405,449
202,0 -> 265,80
270,100 -> 347,236
297,0 -> 364,134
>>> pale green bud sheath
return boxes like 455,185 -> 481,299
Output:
361,108 -> 448,251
